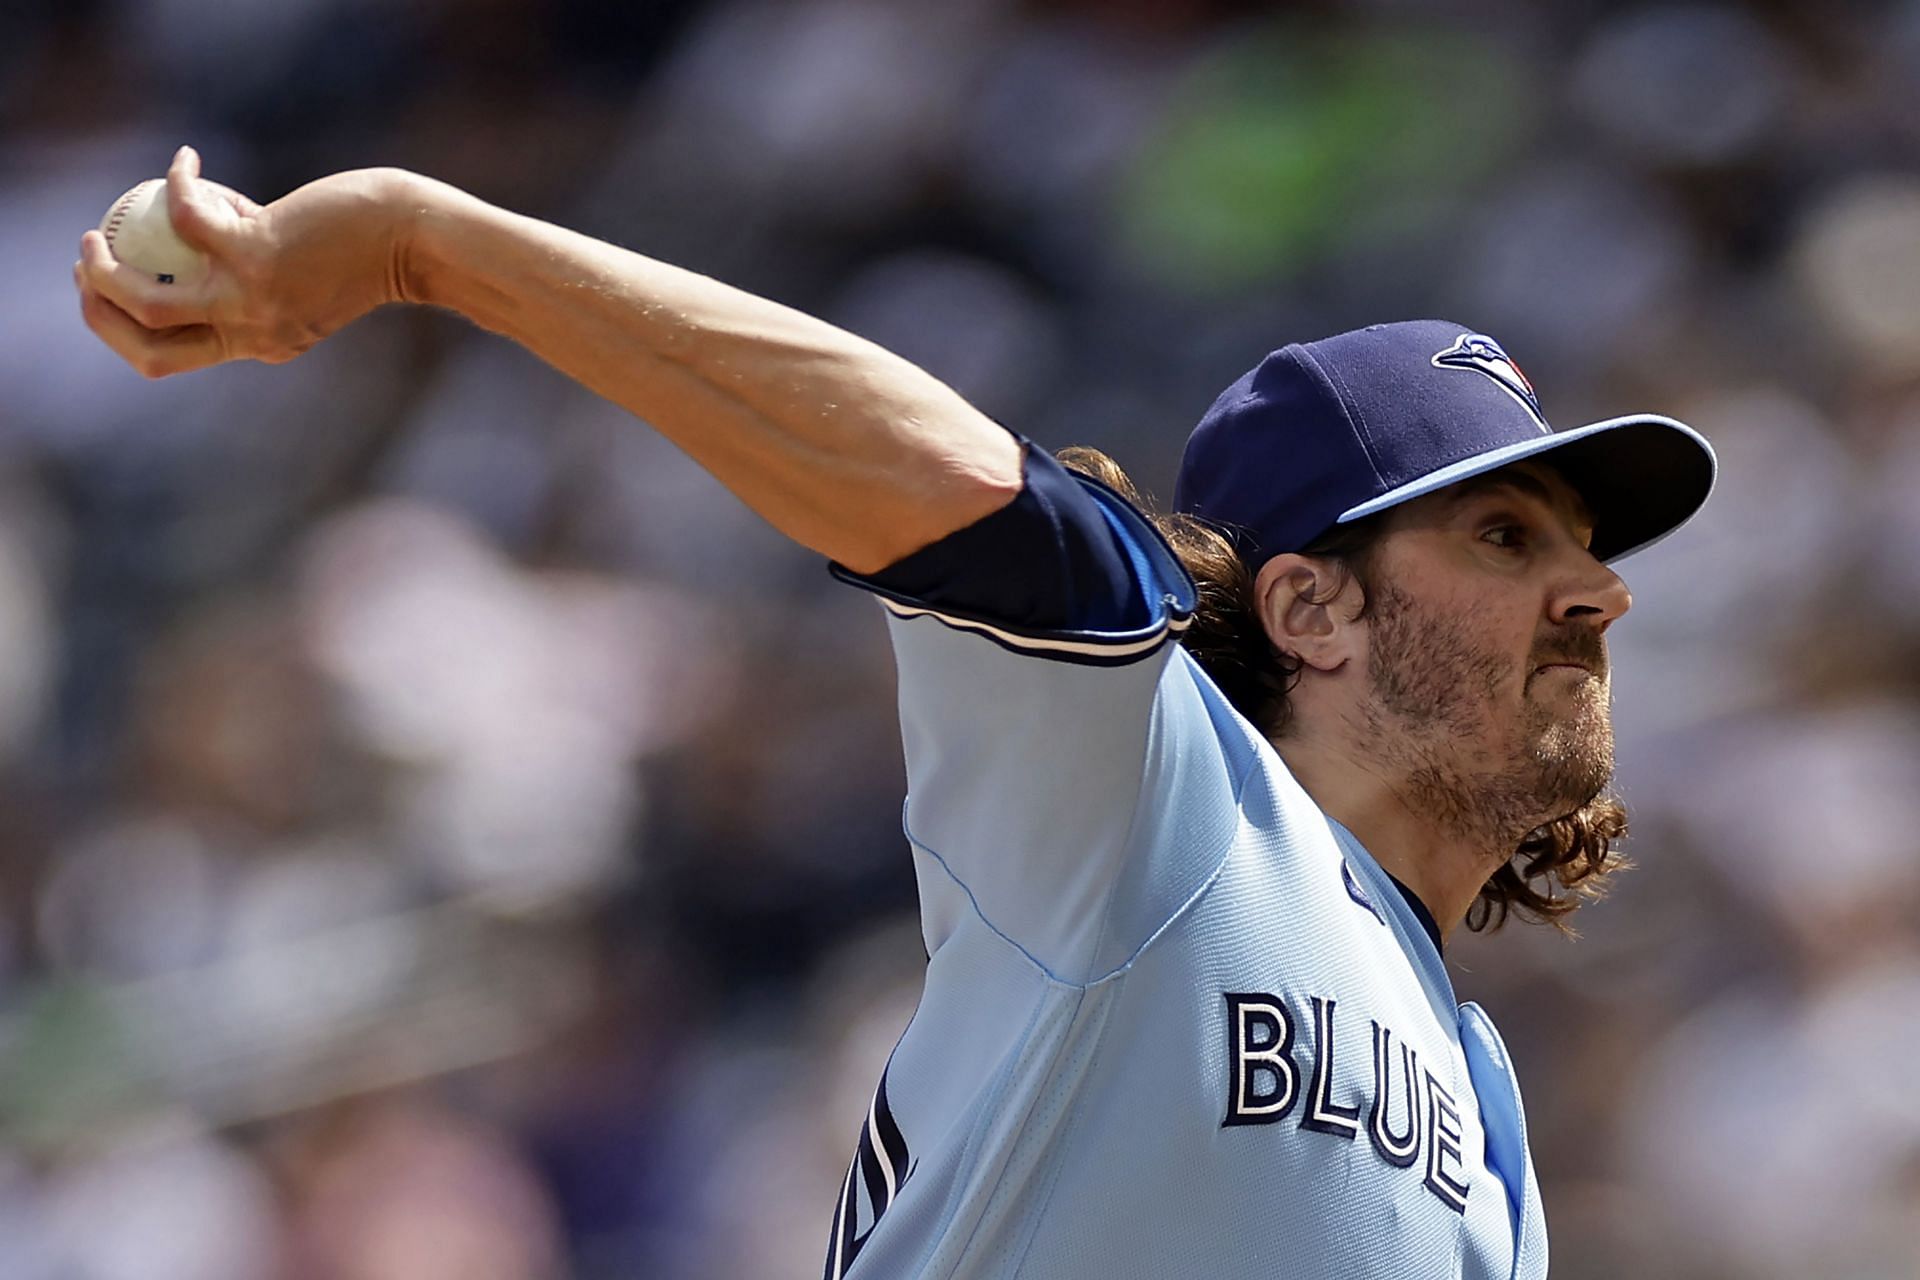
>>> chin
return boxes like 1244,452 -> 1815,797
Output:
1529,720 -> 1614,815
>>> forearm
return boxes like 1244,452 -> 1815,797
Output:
393,175 -> 1021,572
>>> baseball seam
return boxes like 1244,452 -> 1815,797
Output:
101,181 -> 156,247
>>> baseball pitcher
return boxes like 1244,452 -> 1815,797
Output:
74,151 -> 1714,1279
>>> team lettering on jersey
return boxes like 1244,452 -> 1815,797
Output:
1221,993 -> 1470,1214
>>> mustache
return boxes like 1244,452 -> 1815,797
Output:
1530,627 -> 1609,676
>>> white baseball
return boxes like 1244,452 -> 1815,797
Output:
98,179 -> 211,286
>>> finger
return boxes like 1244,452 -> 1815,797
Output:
78,229 -> 209,330
173,147 -> 263,218
202,179 -> 262,219
164,144 -> 236,253
76,278 -> 225,378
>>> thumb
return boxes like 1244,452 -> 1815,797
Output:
164,145 -> 236,252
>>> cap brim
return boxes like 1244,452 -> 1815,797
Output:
1336,414 -> 1717,563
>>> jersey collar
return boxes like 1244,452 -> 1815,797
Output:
1325,817 -> 1461,1023
1384,873 -> 1444,955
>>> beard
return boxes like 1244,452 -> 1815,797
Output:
1356,577 -> 1616,847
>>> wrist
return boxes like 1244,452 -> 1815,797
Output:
379,169 -> 474,309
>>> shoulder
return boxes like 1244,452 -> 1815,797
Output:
839,442 -> 1196,662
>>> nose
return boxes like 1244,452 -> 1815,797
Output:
1551,547 -> 1632,631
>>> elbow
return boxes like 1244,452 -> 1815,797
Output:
836,457 -> 1025,577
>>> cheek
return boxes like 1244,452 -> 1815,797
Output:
1425,595 -> 1533,690
1369,593 -> 1522,718
1481,599 -> 1546,681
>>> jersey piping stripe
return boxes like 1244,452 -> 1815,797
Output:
871,1087 -> 897,1206
825,1067 -> 913,1280
872,1070 -> 910,1201
878,596 -> 1191,658
826,1151 -> 857,1280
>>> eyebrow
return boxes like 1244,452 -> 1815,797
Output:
1439,470 -> 1595,537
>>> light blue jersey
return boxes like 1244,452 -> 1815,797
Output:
827,480 -> 1547,1279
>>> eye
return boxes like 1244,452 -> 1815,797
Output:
1482,522 -> 1528,550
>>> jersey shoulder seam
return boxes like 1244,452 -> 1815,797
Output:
900,652 -> 1249,989
900,809 -> 1091,990
1084,657 -> 1261,987
1068,652 -> 1180,985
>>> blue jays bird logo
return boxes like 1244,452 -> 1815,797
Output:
1430,333 -> 1548,431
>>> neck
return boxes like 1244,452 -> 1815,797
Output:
1271,727 -> 1527,940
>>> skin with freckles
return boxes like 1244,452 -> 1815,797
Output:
72,147 -> 1022,575
1254,460 -> 1629,936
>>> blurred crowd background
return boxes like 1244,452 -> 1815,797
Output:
1,0 -> 1918,1276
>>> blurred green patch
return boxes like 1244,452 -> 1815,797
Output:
1121,24 -> 1534,293
0,981 -> 152,1152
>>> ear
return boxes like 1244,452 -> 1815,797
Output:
1253,553 -> 1365,674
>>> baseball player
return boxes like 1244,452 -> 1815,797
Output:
75,150 -> 1715,1279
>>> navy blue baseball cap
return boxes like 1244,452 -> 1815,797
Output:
1172,320 -> 1716,565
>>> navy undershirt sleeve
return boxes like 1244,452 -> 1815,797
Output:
861,443 -> 1153,633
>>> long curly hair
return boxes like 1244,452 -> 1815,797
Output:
1057,445 -> 1628,933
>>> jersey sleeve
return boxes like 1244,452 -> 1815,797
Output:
833,444 -> 1245,985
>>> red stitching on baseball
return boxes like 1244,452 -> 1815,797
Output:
102,182 -> 151,245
